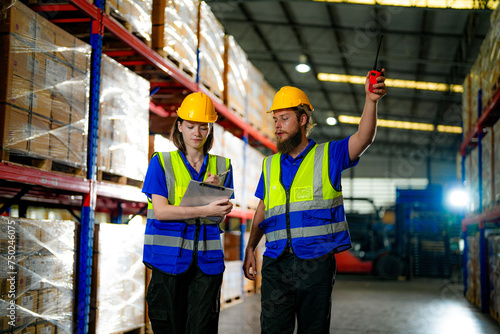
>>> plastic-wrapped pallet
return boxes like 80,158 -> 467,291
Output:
221,260 -> 243,309
96,220 -> 146,333
0,216 -> 76,333
467,148 -> 480,214
462,74 -> 471,136
152,0 -> 198,78
107,0 -> 152,42
245,146 -> 265,210
482,130 -> 494,210
222,130 -> 244,208
224,35 -> 249,118
0,0 -> 90,167
247,63 -> 265,130
199,1 -> 225,100
494,121 -> 500,204
469,57 -> 481,126
479,21 -> 500,111
261,80 -> 277,139
466,235 -> 479,305
488,234 -> 500,323
99,54 -> 150,182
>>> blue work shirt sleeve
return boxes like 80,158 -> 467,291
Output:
254,172 -> 264,200
329,136 -> 359,190
142,154 -> 168,200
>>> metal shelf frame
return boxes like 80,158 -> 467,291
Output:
461,86 -> 500,313
1,1 -> 277,331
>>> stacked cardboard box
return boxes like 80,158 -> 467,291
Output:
152,0 -> 198,77
96,221 -> 146,333
482,130 -> 494,210
0,1 -> 90,167
466,235 -> 479,306
261,80 -> 277,139
99,55 -> 150,181
0,217 -> 76,333
224,35 -> 249,117
198,1 -> 225,99
247,63 -> 265,130
488,234 -> 500,324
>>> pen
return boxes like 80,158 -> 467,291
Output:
217,170 -> 230,178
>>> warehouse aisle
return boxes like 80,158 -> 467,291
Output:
219,275 -> 500,334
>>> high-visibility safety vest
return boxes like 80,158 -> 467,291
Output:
260,142 -> 352,259
143,151 -> 231,275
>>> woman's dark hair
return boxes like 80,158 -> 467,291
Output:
170,117 -> 214,155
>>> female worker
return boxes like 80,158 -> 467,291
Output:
142,92 -> 234,334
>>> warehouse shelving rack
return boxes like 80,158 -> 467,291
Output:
1,0 -> 276,332
461,87 -> 500,313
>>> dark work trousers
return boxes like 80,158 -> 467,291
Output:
146,265 -> 223,334
260,251 -> 337,334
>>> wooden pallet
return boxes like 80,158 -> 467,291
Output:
111,325 -> 146,334
97,169 -> 143,188
1,149 -> 85,177
200,80 -> 223,101
105,4 -> 152,48
220,295 -> 243,310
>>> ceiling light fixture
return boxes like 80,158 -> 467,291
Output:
295,54 -> 311,73
312,0 -> 498,10
326,116 -> 338,126
338,115 -> 462,133
317,73 -> 463,93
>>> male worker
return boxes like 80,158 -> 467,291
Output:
243,70 -> 386,333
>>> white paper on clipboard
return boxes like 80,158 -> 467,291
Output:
179,180 -> 234,222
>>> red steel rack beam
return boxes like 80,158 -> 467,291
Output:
461,87 -> 500,154
0,162 -> 90,194
462,205 -> 500,227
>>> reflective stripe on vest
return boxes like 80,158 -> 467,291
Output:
144,234 -> 223,252
146,151 -> 230,224
262,142 -> 344,243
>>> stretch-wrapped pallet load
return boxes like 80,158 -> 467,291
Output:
224,35 -> 249,118
222,130 -> 244,208
462,74 -> 471,136
488,234 -> 500,324
482,130 -> 494,210
96,221 -> 146,334
107,0 -> 152,42
0,0 -> 90,167
469,57 -> 481,127
480,10 -> 500,110
198,1 -> 225,100
468,148 -> 480,214
152,0 -> 198,78
245,146 -> 264,210
221,260 -> 243,309
247,63 -> 265,130
466,235 -> 479,306
261,80 -> 277,139
99,55 -> 150,181
494,121 -> 500,204
0,216 -> 76,333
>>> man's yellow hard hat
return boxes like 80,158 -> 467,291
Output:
177,92 -> 218,123
268,86 -> 313,113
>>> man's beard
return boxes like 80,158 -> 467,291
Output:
277,127 -> 302,154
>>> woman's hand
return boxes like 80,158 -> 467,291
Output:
204,171 -> 221,185
204,199 -> 233,217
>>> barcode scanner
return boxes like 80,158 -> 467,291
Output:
369,35 -> 384,93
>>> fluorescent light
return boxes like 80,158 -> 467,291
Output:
317,73 -> 463,93
326,116 -> 338,126
296,63 -> 311,73
338,115 -> 463,133
312,0 -> 498,10
437,125 -> 462,134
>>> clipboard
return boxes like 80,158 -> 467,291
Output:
179,180 -> 234,222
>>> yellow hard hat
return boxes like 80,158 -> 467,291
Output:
268,86 -> 313,113
177,92 -> 218,123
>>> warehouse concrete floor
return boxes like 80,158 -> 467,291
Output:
219,275 -> 500,334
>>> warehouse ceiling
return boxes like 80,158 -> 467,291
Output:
206,0 -> 495,161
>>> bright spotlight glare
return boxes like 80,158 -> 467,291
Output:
295,63 -> 311,73
447,189 -> 469,208
326,117 -> 338,126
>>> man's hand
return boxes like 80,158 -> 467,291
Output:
365,68 -> 387,102
243,246 -> 257,280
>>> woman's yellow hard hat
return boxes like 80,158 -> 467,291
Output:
177,92 -> 218,123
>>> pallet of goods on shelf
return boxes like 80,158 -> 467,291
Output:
222,130 -> 245,208
245,146 -> 265,210
247,62 -> 265,131
466,235 -> 480,307
224,34 -> 249,119
221,260 -> 243,310
95,221 -> 146,334
198,1 -> 225,100
488,234 -> 500,325
0,216 -> 76,333
482,129 -> 495,210
261,80 -> 277,139
99,54 -> 150,185
495,120 -> 500,204
0,0 -> 90,174
106,0 -> 152,43
152,0 -> 198,79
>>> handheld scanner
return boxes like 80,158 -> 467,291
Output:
369,35 -> 384,93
